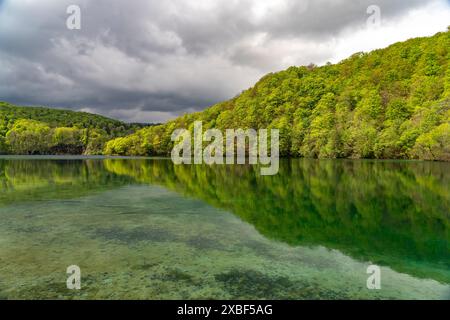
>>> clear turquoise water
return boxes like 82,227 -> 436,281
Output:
0,157 -> 448,299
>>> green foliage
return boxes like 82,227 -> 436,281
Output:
6,119 -> 52,155
411,123 -> 450,160
2,31 -> 449,160
104,133 -> 148,156
83,129 -> 110,155
0,102 -> 143,134
51,127 -> 84,154
0,135 -> 8,154
0,102 -> 150,155
106,30 -> 450,161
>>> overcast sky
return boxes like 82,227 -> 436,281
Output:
1,0 -> 449,123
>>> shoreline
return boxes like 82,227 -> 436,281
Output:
0,155 -> 448,163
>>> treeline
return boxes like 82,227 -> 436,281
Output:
0,103 -> 149,155
105,30 -> 450,161
2,31 -> 449,159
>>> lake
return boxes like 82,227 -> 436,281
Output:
0,157 -> 448,299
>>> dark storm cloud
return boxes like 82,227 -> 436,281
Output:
165,0 -> 426,53
0,0 -> 448,122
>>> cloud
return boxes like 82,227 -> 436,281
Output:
0,0 -> 449,123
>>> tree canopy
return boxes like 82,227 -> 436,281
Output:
1,30 -> 449,160
0,102 -> 149,155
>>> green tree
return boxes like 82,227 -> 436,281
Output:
411,123 -> 450,160
6,120 -> 52,155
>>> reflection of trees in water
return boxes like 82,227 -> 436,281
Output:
0,159 -> 134,205
104,159 -> 450,283
0,158 -> 448,283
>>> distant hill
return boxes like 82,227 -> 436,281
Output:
0,102 -> 143,135
0,102 -> 149,155
105,30 -> 450,161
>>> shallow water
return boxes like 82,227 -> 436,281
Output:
0,157 -> 448,299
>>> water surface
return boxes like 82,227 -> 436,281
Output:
0,157 -> 448,299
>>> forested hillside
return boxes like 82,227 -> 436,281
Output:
1,31 -> 449,159
105,30 -> 450,161
0,102 -> 148,155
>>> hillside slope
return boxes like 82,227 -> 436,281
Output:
0,102 -> 146,155
105,30 -> 450,161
